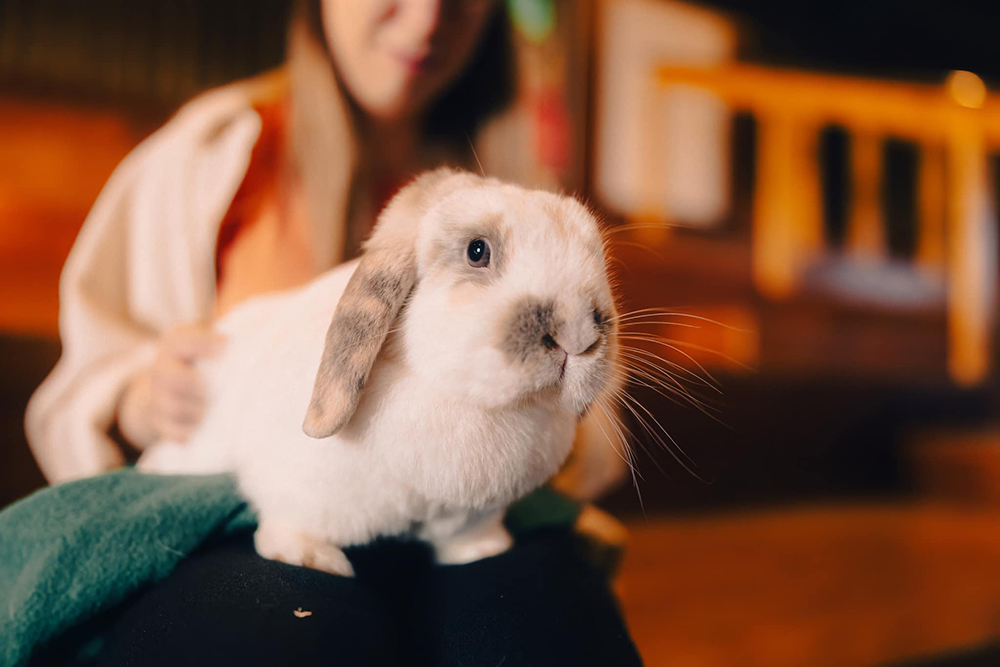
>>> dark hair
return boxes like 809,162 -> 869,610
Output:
296,0 -> 516,145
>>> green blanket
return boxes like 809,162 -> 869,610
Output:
0,469 -> 255,666
0,469 -> 580,666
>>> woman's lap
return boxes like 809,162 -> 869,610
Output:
96,532 -> 403,666
97,530 -> 642,667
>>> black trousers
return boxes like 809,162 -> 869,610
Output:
97,529 -> 643,666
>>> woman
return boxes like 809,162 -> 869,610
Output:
26,1 -> 639,664
26,0 -> 516,475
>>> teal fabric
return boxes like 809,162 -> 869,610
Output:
504,484 -> 581,534
0,469 -> 580,666
0,468 -> 255,667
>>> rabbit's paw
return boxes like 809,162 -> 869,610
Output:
254,520 -> 354,577
136,443 -> 191,474
434,522 -> 513,565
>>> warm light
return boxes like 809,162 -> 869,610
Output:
946,70 -> 987,109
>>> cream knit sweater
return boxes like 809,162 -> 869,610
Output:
25,83 -> 265,483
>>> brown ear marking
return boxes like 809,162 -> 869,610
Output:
303,167 -> 479,439
303,247 -> 416,438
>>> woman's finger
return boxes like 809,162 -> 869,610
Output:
151,404 -> 201,443
153,418 -> 196,444
152,355 -> 207,401
163,398 -> 205,428
163,325 -> 226,362
152,384 -> 205,421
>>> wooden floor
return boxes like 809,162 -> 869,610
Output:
615,503 -> 1000,667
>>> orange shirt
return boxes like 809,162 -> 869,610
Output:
214,101 -> 405,318
214,100 -> 314,317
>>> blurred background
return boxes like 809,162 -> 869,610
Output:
1,0 -> 999,664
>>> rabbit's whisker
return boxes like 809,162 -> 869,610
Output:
614,359 -> 719,416
465,132 -> 487,178
592,395 -> 645,512
610,391 -> 698,475
606,388 -> 703,481
604,240 -> 667,263
614,355 -> 709,410
600,391 -> 668,483
618,336 -> 723,387
618,320 -> 701,330
613,352 -> 729,427
611,309 -> 750,332
644,337 -> 755,372
602,222 -> 675,235
590,390 -> 641,480
591,375 -> 641,473
614,350 -> 718,407
617,343 -> 720,392
617,390 -> 697,468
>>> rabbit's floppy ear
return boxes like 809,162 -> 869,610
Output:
303,168 -> 475,438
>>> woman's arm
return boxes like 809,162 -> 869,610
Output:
25,138 -> 163,482
25,86 -> 262,483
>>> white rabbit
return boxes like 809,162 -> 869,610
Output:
139,168 -> 621,576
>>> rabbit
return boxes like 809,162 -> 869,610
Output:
138,167 -> 621,576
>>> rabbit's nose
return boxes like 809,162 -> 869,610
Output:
548,329 -> 600,357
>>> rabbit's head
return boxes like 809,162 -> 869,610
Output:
304,168 -> 619,439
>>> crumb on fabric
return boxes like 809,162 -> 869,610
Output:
293,607 -> 312,618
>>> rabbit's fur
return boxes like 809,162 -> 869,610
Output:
139,168 -> 621,575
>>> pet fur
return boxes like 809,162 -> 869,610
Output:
139,168 -> 620,575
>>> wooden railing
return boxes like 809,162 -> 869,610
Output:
656,64 -> 999,386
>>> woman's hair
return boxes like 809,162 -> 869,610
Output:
280,0 -> 518,266
294,0 -> 517,145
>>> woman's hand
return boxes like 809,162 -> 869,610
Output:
117,325 -> 225,449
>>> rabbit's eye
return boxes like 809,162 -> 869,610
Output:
467,238 -> 491,268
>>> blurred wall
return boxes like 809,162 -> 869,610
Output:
0,0 -> 290,505
0,0 -> 289,108
594,0 -> 734,227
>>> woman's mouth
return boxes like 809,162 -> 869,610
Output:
393,51 -> 436,75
